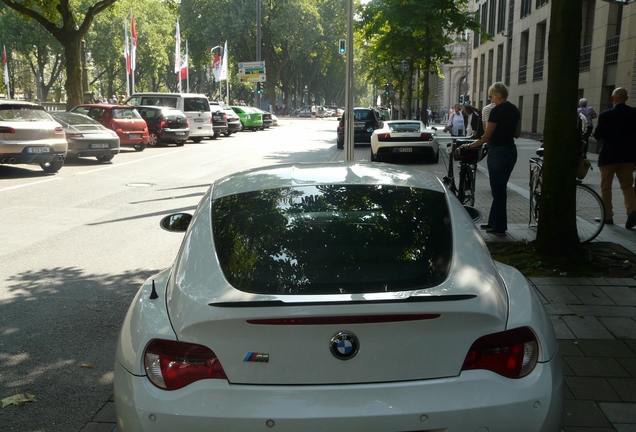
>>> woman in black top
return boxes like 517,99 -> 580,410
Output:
464,82 -> 521,235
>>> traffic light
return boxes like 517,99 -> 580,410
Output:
459,95 -> 464,104
257,83 -> 263,94
338,39 -> 346,55
384,84 -> 389,96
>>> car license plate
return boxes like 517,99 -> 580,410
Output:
26,147 -> 50,153
194,118 -> 204,123
128,133 -> 141,138
175,132 -> 185,135
397,147 -> 413,153
90,143 -> 110,149
354,122 -> 364,128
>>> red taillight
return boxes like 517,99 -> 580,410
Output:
159,119 -> 169,129
0,126 -> 16,133
143,339 -> 227,390
65,132 -> 83,139
420,133 -> 432,139
222,114 -> 227,121
462,327 -> 539,378
185,119 -> 190,127
377,133 -> 391,139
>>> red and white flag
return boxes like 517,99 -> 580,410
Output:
3,45 -> 9,97
181,41 -> 188,79
219,40 -> 228,81
123,21 -> 130,96
212,51 -> 221,82
130,9 -> 137,72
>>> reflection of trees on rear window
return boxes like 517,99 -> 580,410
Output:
113,109 -> 141,119
141,97 -> 177,108
184,98 -> 209,111
212,185 -> 452,295
0,107 -> 51,121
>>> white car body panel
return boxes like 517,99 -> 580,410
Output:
114,162 -> 563,432
370,120 -> 439,161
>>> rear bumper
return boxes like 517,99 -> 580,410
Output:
374,144 -> 437,158
115,351 -> 563,432
159,129 -> 190,143
0,142 -> 67,165
69,148 -> 120,158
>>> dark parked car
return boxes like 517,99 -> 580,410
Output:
210,104 -> 228,138
51,112 -> 120,162
253,108 -> 272,129
337,107 -> 381,149
223,108 -> 241,135
70,104 -> 149,151
136,106 -> 190,147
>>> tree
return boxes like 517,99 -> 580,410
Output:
535,0 -> 582,254
0,0 -> 118,109
359,0 -> 481,118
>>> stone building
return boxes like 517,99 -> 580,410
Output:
468,0 -> 636,140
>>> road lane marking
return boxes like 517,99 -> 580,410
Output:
0,176 -> 61,193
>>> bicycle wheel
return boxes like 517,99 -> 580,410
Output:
575,184 -> 605,243
457,164 -> 475,206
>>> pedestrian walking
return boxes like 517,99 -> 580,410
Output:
462,82 -> 521,236
592,87 -> 636,228
311,104 -> 316,119
445,104 -> 466,136
578,98 -> 597,157
462,105 -> 484,138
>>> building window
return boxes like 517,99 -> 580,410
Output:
532,94 -> 540,134
479,53 -> 486,102
580,45 -> 592,71
519,31 -> 529,84
533,22 -> 546,81
481,3 -> 488,43
497,0 -> 507,33
496,44 -> 504,82
488,0 -> 497,36
605,36 -> 620,64
580,0 -> 595,71
505,0 -> 514,86
521,0 -> 532,17
535,0 -> 548,8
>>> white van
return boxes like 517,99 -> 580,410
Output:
125,93 -> 213,142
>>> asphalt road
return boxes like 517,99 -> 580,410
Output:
0,116 -> 601,431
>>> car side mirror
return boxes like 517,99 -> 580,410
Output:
160,213 -> 193,232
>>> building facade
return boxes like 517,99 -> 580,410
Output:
469,0 -> 636,138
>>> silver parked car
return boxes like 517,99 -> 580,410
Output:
50,112 -> 120,162
0,100 -> 67,173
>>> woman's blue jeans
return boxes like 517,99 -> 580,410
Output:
486,145 -> 517,232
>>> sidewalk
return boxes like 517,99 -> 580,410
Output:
84,133 -> 636,432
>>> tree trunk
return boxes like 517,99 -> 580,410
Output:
62,36 -> 83,110
536,0 -> 582,254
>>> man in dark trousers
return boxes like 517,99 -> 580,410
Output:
593,87 -> 636,228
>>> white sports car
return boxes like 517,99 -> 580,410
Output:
370,120 -> 439,163
114,162 -> 563,432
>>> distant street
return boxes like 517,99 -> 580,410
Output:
0,116 -> 603,431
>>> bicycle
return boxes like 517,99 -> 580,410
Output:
529,148 -> 605,243
433,128 -> 485,206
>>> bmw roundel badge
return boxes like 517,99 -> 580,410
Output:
330,331 -> 359,360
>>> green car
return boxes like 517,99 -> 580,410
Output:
230,106 -> 263,131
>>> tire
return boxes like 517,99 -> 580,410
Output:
96,155 -> 114,162
370,151 -> 377,162
40,159 -> 64,173
176,141 -> 185,147
575,184 -> 605,243
239,122 -> 245,132
211,131 -> 218,140
223,132 -> 231,136
191,137 -> 203,143
133,143 -> 146,152
432,149 -> 440,164
148,132 -> 160,147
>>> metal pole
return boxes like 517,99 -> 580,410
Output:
344,0 -> 354,161
256,0 -> 261,108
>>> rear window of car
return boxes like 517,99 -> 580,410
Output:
389,122 -> 421,132
53,113 -> 100,126
354,109 -> 375,122
183,97 -> 210,112
212,185 -> 451,295
135,96 -> 177,108
112,108 -> 142,119
0,105 -> 51,121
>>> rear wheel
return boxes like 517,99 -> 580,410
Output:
176,141 -> 185,147
211,131 -> 218,140
239,122 -> 245,132
96,155 -> 114,162
191,137 -> 203,143
432,149 -> 440,164
575,184 -> 605,243
133,143 -> 146,152
40,160 -> 64,173
148,132 -> 160,146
